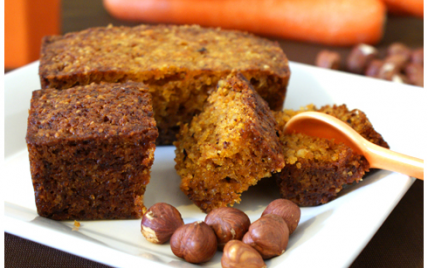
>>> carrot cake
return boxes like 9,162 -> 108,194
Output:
174,73 -> 285,212
26,82 -> 158,220
273,104 -> 389,206
39,24 -> 290,144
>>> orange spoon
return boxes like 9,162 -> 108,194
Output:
284,111 -> 424,180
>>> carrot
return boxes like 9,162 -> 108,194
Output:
5,0 -> 60,68
382,0 -> 423,18
103,0 -> 386,46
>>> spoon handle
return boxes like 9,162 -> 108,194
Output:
365,141 -> 424,180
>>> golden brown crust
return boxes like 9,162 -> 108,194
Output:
39,24 -> 290,144
273,104 -> 389,206
174,73 -> 285,212
26,82 -> 158,220
27,82 -> 157,143
39,25 -> 289,85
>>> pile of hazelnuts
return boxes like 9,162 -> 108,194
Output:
315,43 -> 423,87
140,199 -> 301,267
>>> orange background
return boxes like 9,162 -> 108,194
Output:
5,0 -> 60,68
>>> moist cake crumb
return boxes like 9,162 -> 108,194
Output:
273,104 -> 389,206
174,73 -> 285,212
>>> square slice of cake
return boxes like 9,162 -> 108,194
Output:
39,24 -> 290,144
174,73 -> 285,212
26,82 -> 158,220
273,104 -> 389,206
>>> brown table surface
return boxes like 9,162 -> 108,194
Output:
5,1 -> 423,267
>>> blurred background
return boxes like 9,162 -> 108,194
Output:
5,0 -> 423,71
4,0 -> 423,267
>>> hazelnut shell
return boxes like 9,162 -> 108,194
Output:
346,44 -> 378,74
205,207 -> 251,250
221,240 -> 266,268
378,61 -> 401,81
141,202 -> 184,244
405,63 -> 424,87
243,214 -> 289,259
262,199 -> 301,234
170,221 -> 217,263
387,42 -> 412,62
315,50 -> 341,70
365,59 -> 383,77
411,47 -> 423,65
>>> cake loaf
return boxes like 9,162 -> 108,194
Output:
174,73 -> 285,212
26,82 -> 158,220
39,24 -> 290,144
273,104 -> 389,206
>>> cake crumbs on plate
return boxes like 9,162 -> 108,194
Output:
72,220 -> 81,231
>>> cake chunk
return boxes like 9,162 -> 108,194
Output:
273,104 -> 389,206
39,24 -> 290,144
26,82 -> 158,220
174,73 -> 285,212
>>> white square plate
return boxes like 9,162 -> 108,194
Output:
4,61 -> 425,267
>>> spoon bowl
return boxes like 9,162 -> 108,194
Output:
284,111 -> 424,180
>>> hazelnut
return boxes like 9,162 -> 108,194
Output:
141,203 -> 184,244
262,199 -> 301,234
221,240 -> 266,268
378,61 -> 401,81
315,50 -> 341,70
405,63 -> 424,87
347,44 -> 378,74
242,214 -> 289,259
411,47 -> 423,65
170,221 -> 217,263
205,207 -> 251,250
384,54 -> 408,70
365,59 -> 383,77
387,42 -> 412,62
391,73 -> 408,84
